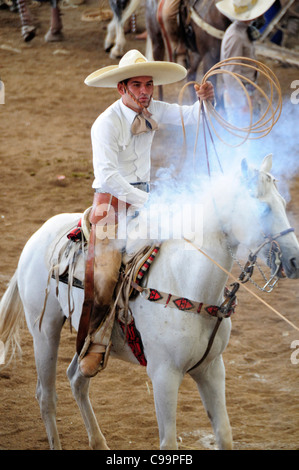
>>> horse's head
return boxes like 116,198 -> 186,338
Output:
233,154 -> 299,280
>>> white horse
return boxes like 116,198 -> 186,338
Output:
105,0 -> 141,59
1,154 -> 299,450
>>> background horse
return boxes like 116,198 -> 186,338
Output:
105,0 -> 141,58
1,155 -> 299,450
146,0 -> 230,99
13,0 -> 63,42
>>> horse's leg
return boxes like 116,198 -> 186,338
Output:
104,16 -> 116,53
67,355 -> 110,450
110,19 -> 126,58
189,356 -> 233,450
28,301 -> 65,449
145,1 -> 166,100
45,0 -> 63,43
149,366 -> 183,449
16,0 -> 36,42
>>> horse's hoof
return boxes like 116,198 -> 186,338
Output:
44,29 -> 64,42
109,46 -> 123,59
22,25 -> 36,42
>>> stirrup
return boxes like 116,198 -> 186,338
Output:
79,335 -> 112,373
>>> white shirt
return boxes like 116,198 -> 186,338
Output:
91,98 -> 200,205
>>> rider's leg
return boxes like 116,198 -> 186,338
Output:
79,229 -> 122,377
78,194 -> 126,378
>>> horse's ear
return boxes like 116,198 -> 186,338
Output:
241,158 -> 249,180
260,154 -> 273,173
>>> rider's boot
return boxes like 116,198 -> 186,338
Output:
78,304 -> 109,377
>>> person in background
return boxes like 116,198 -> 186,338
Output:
216,0 -> 276,122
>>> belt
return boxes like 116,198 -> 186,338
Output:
130,182 -> 150,193
95,182 -> 150,194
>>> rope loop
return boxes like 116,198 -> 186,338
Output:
177,57 -> 283,174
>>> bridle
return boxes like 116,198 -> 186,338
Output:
228,227 -> 295,293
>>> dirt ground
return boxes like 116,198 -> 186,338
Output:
0,0 -> 299,451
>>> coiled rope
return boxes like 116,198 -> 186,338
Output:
178,56 -> 283,173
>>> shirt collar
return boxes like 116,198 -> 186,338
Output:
119,98 -> 137,125
119,98 -> 153,125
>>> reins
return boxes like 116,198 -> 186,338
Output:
183,237 -> 299,333
236,228 -> 295,292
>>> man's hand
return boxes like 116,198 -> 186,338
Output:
194,81 -> 215,102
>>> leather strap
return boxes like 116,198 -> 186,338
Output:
187,317 -> 223,372
88,343 -> 106,354
89,192 -> 130,225
76,223 -> 96,355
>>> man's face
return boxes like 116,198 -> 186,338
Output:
118,76 -> 154,111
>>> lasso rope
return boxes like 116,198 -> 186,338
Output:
184,237 -> 299,333
178,56 -> 283,172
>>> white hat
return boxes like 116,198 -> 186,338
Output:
84,49 -> 187,88
216,0 -> 276,21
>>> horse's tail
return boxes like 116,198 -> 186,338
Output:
0,271 -> 24,370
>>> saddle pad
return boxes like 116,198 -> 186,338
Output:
118,320 -> 147,366
46,216 -> 159,366
46,218 -> 86,285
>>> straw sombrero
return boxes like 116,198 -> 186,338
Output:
216,0 -> 275,21
84,49 -> 187,88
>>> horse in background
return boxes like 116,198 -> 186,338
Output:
14,0 -> 64,42
15,0 -> 37,41
14,0 -> 141,50
105,0 -> 141,58
146,0 -> 230,99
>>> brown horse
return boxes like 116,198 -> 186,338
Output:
146,0 -> 231,99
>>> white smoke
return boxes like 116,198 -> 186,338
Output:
132,95 -> 299,252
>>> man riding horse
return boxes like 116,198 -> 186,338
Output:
78,49 -> 215,377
